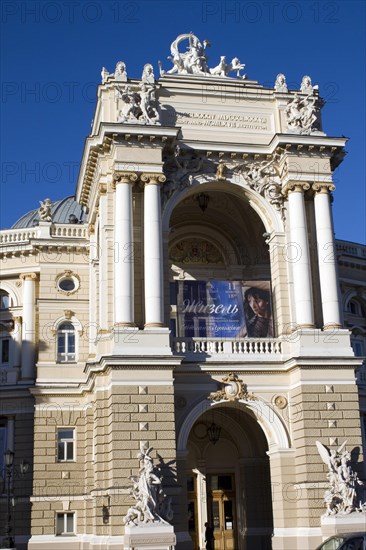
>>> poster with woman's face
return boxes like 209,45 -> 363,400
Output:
173,280 -> 273,338
241,281 -> 273,338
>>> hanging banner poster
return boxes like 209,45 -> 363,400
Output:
241,281 -> 273,338
174,280 -> 273,338
176,280 -> 245,338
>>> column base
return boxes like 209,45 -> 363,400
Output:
321,512 -> 366,539
124,524 -> 176,550
144,323 -> 165,328
114,322 -> 136,328
112,327 -> 172,356
323,323 -> 343,330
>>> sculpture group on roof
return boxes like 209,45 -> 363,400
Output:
117,64 -> 160,125
158,33 -> 246,78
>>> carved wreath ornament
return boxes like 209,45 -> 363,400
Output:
208,373 -> 256,402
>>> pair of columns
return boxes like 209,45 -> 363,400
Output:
113,171 -> 166,328
285,182 -> 341,330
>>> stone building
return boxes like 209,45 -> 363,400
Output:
0,33 -> 365,550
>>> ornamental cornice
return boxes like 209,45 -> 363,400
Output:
312,182 -> 336,194
282,181 -> 311,197
140,173 -> 166,186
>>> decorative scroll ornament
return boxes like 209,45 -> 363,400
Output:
316,440 -> 366,516
117,64 -> 160,125
123,442 -> 173,526
158,33 -> 246,79
208,373 -> 256,402
285,93 -> 318,135
38,198 -> 53,222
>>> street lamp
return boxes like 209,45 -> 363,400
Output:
2,449 -> 15,549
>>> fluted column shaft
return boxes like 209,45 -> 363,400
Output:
142,173 -> 166,327
313,183 -> 342,329
20,273 -> 37,379
286,183 -> 314,328
114,172 -> 137,326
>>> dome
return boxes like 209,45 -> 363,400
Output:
11,196 -> 88,229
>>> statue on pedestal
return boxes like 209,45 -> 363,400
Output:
123,443 -> 173,526
316,440 -> 366,516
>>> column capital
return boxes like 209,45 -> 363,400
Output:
282,181 -> 310,197
112,171 -> 138,188
141,173 -> 166,186
19,272 -> 37,281
312,182 -> 336,194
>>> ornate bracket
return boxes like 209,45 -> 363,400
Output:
208,373 -> 256,402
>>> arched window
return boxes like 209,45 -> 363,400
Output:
346,298 -> 363,316
0,291 -> 11,310
57,323 -> 76,363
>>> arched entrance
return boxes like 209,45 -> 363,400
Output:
181,401 -> 275,550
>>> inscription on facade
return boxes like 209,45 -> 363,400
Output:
170,111 -> 270,131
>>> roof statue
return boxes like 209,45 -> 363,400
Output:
158,32 -> 246,79
300,74 -> 318,94
101,60 -> 128,83
38,198 -> 53,222
123,442 -> 173,526
274,73 -> 288,93
316,441 -> 366,516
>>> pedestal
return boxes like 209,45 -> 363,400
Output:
124,523 -> 176,550
321,513 -> 366,539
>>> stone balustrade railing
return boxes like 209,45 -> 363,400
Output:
49,224 -> 88,238
0,228 -> 38,244
172,337 -> 282,358
336,240 -> 366,259
0,224 -> 87,244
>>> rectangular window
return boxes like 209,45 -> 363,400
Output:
1,339 -> 10,364
0,424 -> 7,476
56,512 -> 75,535
57,429 -> 75,461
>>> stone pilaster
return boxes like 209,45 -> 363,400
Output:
19,272 -> 37,379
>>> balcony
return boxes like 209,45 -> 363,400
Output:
172,337 -> 282,362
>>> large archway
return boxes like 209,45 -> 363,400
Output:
181,401 -> 274,550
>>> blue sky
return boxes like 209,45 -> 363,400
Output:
1,0 -> 365,243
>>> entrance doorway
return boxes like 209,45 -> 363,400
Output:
208,474 -> 236,550
185,403 -> 273,550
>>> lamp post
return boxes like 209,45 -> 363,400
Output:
2,449 -> 15,549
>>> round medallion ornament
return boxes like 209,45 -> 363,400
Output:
273,395 -> 288,409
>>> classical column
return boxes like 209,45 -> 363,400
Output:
113,171 -> 137,326
313,183 -> 342,329
284,183 -> 314,328
20,273 -> 37,379
12,316 -> 22,368
141,173 -> 166,327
